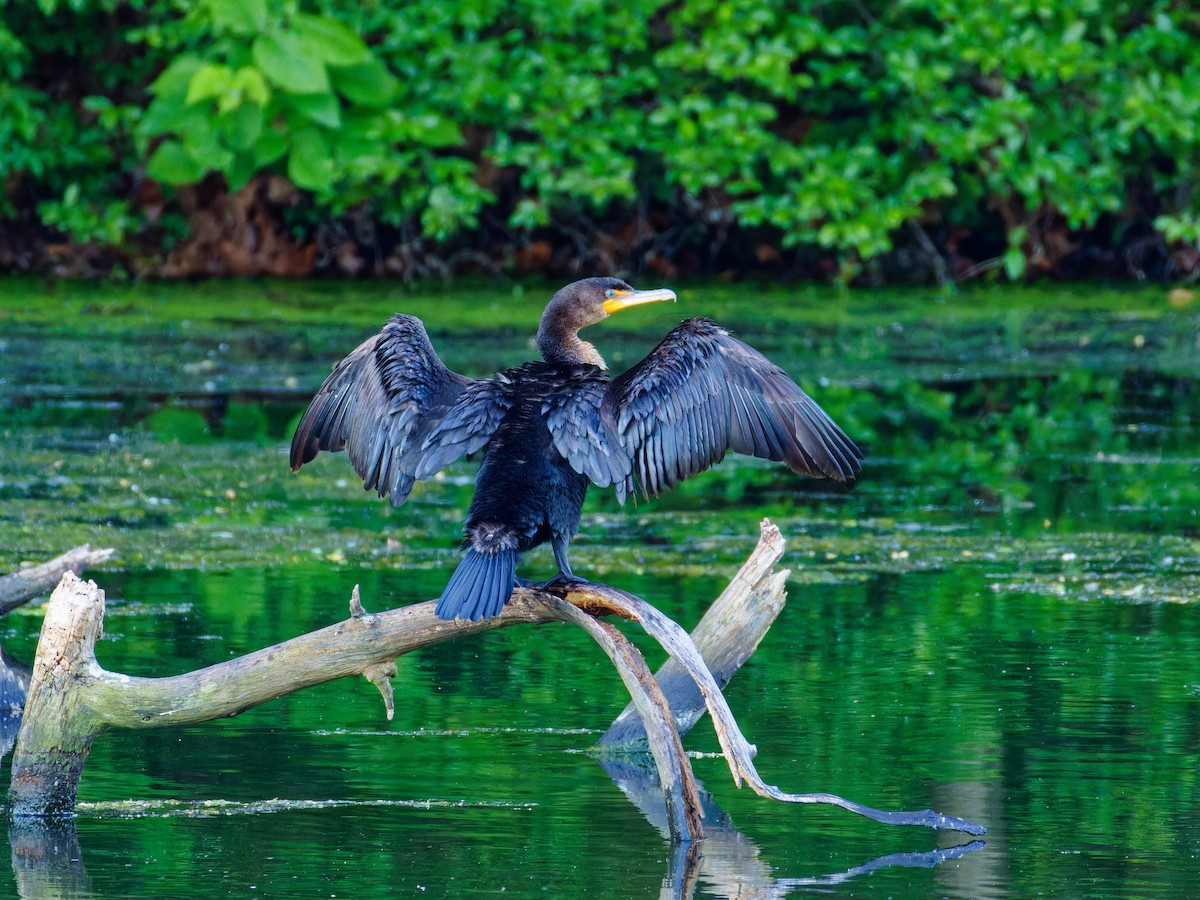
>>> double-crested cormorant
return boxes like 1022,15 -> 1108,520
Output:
290,277 -> 862,621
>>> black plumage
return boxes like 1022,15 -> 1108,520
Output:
290,277 -> 863,621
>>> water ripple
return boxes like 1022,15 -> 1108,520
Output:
75,796 -> 538,819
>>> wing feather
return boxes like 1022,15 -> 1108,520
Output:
290,315 -> 509,507
542,368 -> 632,493
604,317 -> 863,498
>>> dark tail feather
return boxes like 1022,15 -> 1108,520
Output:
435,549 -> 517,621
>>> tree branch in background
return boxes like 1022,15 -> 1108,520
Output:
0,546 -> 115,616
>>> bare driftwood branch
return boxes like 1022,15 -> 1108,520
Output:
584,576 -> 987,836
5,571 -> 702,825
7,522 -> 985,839
544,595 -> 703,841
0,545 -> 114,616
599,521 -> 788,747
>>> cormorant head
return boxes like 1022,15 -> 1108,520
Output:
537,277 -> 676,367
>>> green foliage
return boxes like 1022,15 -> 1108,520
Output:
1,0 -> 1199,272
137,1 -> 403,204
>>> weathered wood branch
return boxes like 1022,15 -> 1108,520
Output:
6,522 -> 985,839
7,573 -> 563,817
598,521 -> 788,747
544,596 -> 703,841
587,584 -> 986,835
0,545 -> 114,616
5,570 -> 705,824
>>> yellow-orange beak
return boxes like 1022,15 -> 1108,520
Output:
602,287 -> 677,315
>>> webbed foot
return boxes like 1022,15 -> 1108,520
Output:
540,572 -> 593,591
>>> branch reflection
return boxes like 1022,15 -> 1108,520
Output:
599,757 -> 986,899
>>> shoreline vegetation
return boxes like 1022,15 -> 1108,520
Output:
1,1 -> 1198,283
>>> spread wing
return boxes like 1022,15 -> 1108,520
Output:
541,369 -> 633,502
289,314 -> 509,507
602,317 -> 863,498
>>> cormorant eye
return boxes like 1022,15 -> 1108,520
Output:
604,289 -> 616,299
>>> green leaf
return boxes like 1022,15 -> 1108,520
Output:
225,151 -> 258,191
408,114 -> 462,148
253,30 -> 329,95
287,91 -> 342,129
254,128 -> 289,167
150,57 -> 206,98
187,128 -> 235,173
335,129 -> 386,167
186,64 -> 234,106
1003,246 -> 1027,280
293,14 -> 370,67
147,140 -> 207,185
509,198 -> 548,230
288,127 -> 333,192
139,93 -> 204,141
205,0 -> 268,36
231,67 -> 271,107
222,103 -> 264,150
330,59 -> 399,108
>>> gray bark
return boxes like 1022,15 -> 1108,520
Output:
0,546 -> 114,616
6,522 -> 985,838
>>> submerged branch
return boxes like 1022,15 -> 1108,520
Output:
0,546 -> 114,616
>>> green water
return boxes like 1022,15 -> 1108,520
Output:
1,279 -> 1198,897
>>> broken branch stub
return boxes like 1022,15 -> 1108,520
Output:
348,587 -> 398,720
8,575 -> 107,818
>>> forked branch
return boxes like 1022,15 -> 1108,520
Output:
579,584 -> 986,836
6,522 -> 985,839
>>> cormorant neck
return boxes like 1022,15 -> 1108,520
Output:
536,320 -> 607,369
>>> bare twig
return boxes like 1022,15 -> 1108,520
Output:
907,220 -> 951,285
959,257 -> 1003,281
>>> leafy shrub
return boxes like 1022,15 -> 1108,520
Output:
1,0 -> 1198,278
